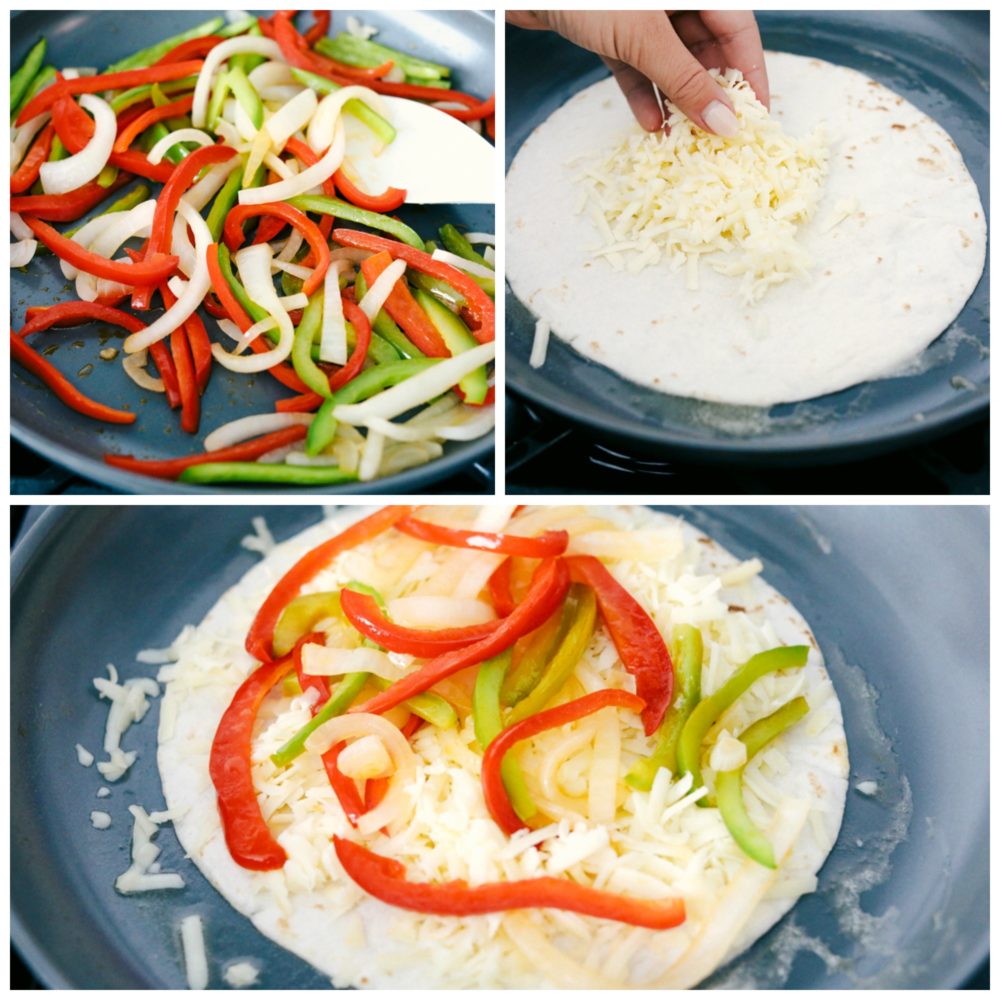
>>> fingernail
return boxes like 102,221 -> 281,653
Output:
703,100 -> 738,138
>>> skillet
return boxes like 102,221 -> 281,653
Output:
10,504 -> 988,987
505,11 -> 989,466
10,10 -> 495,494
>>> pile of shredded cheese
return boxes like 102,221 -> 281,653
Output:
576,69 -> 830,304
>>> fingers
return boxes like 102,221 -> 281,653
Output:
618,13 -> 738,136
687,10 -> 770,109
603,58 -> 664,132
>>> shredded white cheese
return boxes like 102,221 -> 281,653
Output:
529,317 -> 551,368
114,805 -> 185,894
96,786 -> 111,798
92,664 -> 160,781
240,515 -> 276,557
90,810 -> 112,829
577,69 -> 829,303
75,743 -> 94,767
223,962 -> 260,988
855,780 -> 879,796
180,914 -> 210,990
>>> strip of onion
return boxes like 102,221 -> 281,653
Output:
260,84 -> 305,102
539,727 -> 595,803
271,259 -> 312,280
203,412 -> 312,452
191,37 -> 283,128
386,596 -> 495,628
436,407 -> 495,441
10,239 -> 37,267
334,342 -> 495,424
74,200 -> 156,298
11,113 -> 50,171
320,260 -> 350,365
277,227 -> 304,263
39,95 -> 115,194
306,85 -> 387,152
239,118 -> 346,205
462,232 -> 496,245
654,798 -> 809,988
384,65 -> 406,84
529,317 -> 550,369
430,247 -> 494,279
358,429 -> 385,482
209,243 -> 294,371
227,98 -> 260,143
587,707 -> 621,825
300,644 -> 405,681
10,213 -> 33,240
276,292 -> 308,311
248,60 -> 295,91
213,117 -> 243,148
356,258 -> 406,322
183,155 -> 240,212
504,914 -> 617,989
147,127 -> 214,165
484,245 -> 495,266
122,348 -> 166,392
255,443 -> 298,464
329,247 -> 370,265
262,87 -> 317,152
303,713 -> 417,835
261,149 -> 296,181
216,316 -> 277,354
359,403 -> 494,444
379,440 -> 442,478
170,214 -> 198,277
285,450 -> 343,467
123,201 -> 212,352
567,528 -> 684,562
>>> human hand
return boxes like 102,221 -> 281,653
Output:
507,10 -> 768,136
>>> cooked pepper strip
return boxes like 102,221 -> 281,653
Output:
288,68 -> 396,145
16,301 -> 144,338
11,330 -> 136,425
208,642 -> 302,870
506,584 -> 597,725
160,284 -> 199,433
715,697 -> 810,868
16,60 -> 206,125
112,94 -> 195,152
333,228 -> 495,343
626,625 -> 703,791
178,463 -> 356,486
483,688 -> 646,836
11,38 -> 47,113
10,122 -> 55,194
413,289 -> 489,405
369,676 -> 457,730
21,215 -> 178,285
332,835 -> 685,929
398,517 -> 569,558
246,507 -> 414,663
11,172 -> 131,222
677,645 -> 810,795
487,558 -> 516,618
104,424 -> 308,480
340,589 -> 502,657
224,202 -> 330,296
290,195 -> 424,249
333,168 -> 406,213
350,558 -> 571,718
353,270 -> 425,359
566,555 -> 673,737
438,224 -> 492,270
472,652 -> 537,824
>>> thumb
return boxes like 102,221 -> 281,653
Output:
621,18 -> 738,137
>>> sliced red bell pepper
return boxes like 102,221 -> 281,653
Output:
566,556 -> 673,737
332,834 -> 685,929
251,215 -> 288,245
160,284 -> 200,433
108,149 -> 175,183
209,642 -> 304,871
183,309 -> 213,393
22,216 -> 178,286
10,122 -> 55,194
334,229 -> 494,344
271,11 -> 388,85
16,60 -> 206,125
340,589 -> 502,657
224,202 -> 330,296
397,517 -> 569,558
113,94 -> 195,153
283,136 -> 335,240
487,558 -> 516,617
152,34 -> 223,66
482,688 -> 646,836
16,301 -> 144,338
351,558 -> 570,717
359,251 -> 448,357
333,168 -> 406,213
439,93 -> 496,122
364,79 -> 485,104
10,173 -> 131,222
303,10 -> 331,46
10,330 -> 136,424
245,506 -> 415,663
326,297 -> 372,392
149,339 -> 181,409
485,115 -> 495,140
104,424 -> 308,480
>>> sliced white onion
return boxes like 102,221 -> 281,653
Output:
384,65 -> 406,84
483,245 -> 495,266
73,200 -> 156,298
261,149 -> 296,180
122,349 -> 166,392
183,155 -> 240,212
387,596 -> 495,628
10,239 -> 37,267
244,128 -> 272,185
276,292 -> 309,311
219,315 -> 276,354
430,247 -> 494,279
320,261 -> 350,365
255,443 -> 298,464
271,259 -> 312,280
262,87 -> 317,152
358,430 -> 385,483
330,247 -> 370,265
230,98 -> 260,142
147,128 -> 214,165
357,258 -> 406,322
434,406 -> 495,441
285,450 -> 344,467
300,644 -> 405,681
304,713 -> 417,835
213,117 -> 243,148
462,232 -> 495,245
360,404 -> 494,443
529,317 -> 551,369
61,67 -> 97,79
248,61 -> 295,91
306,85 -> 385,152
277,227 -> 304,263
39,95 -> 115,194
337,735 -> 393,780
346,15 -> 379,40
379,440 -> 443,477
334,342 -> 495,423
204,412 -> 312,452
10,213 -> 33,240
259,84 -> 305,102
210,243 -> 294,371
171,213 -> 197,277
11,112 -> 50,172
191,37 -> 284,128
238,118 -> 345,205
123,201 -> 212,352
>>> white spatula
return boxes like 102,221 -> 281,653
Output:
342,96 -> 495,205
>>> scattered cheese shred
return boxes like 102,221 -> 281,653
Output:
578,69 -> 829,303
180,914 -> 210,990
114,805 -> 185,894
75,743 -> 94,767
529,317 -> 551,368
223,962 -> 260,988
90,810 -> 112,830
92,664 -> 160,781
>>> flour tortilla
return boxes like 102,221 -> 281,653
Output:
506,52 -> 987,406
157,506 -> 849,988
